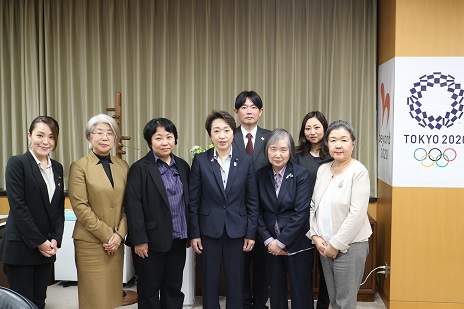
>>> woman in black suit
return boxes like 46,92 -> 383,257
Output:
256,128 -> 313,309
0,116 -> 65,309
295,111 -> 330,309
125,118 -> 190,309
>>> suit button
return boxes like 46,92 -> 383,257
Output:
222,205 -> 226,209
48,233 -> 51,237
110,204 -> 115,208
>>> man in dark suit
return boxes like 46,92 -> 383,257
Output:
232,91 -> 271,309
125,118 -> 190,309
189,111 -> 259,309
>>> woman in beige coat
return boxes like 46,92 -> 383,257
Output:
68,114 -> 129,309
307,120 -> 372,309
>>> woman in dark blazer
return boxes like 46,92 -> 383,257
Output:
189,110 -> 259,309
0,116 -> 65,309
295,111 -> 330,309
125,118 -> 190,309
256,128 -> 313,309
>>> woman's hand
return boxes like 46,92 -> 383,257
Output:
312,235 -> 328,255
38,239 -> 58,257
267,240 -> 287,256
134,243 -> 149,258
323,243 -> 339,259
103,233 -> 123,255
190,238 -> 203,254
243,238 -> 255,252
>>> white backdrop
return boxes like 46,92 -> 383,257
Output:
384,57 -> 464,188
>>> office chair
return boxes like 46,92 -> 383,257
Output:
0,286 -> 39,309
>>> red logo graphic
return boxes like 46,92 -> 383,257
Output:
381,83 -> 390,126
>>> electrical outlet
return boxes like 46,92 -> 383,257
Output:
384,262 -> 389,278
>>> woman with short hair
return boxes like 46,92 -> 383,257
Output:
68,113 -> 129,309
307,120 -> 372,309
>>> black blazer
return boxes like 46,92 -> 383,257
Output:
188,147 -> 259,240
256,161 -> 313,253
0,151 -> 65,265
233,126 -> 271,171
125,151 -> 190,252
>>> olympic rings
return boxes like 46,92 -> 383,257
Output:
413,148 -> 457,168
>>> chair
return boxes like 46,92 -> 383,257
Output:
0,286 -> 39,309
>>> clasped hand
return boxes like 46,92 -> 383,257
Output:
103,233 -> 123,255
38,239 -> 58,257
267,240 -> 287,256
313,236 -> 338,259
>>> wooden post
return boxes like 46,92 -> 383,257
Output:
106,92 -> 137,305
106,92 -> 131,158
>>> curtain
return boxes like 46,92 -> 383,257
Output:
0,0 -> 377,197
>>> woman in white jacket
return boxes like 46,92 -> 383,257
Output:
307,120 -> 372,309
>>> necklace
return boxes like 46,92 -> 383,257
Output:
310,148 -> 320,157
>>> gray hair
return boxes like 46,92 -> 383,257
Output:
264,128 -> 295,158
324,120 -> 356,143
85,114 -> 120,148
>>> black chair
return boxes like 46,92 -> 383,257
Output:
0,286 -> 39,309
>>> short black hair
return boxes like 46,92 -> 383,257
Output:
204,110 -> 236,136
143,118 -> 178,148
234,90 -> 263,109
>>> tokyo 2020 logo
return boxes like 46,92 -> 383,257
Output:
407,72 -> 464,129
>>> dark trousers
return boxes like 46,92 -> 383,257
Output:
201,232 -> 244,309
316,252 -> 330,309
243,240 -> 269,308
3,263 -> 52,309
267,249 -> 314,309
133,238 -> 187,309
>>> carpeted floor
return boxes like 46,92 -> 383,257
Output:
45,279 -> 387,308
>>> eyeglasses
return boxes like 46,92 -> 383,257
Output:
91,131 -> 115,139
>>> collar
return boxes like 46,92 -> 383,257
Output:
240,126 -> 258,140
29,149 -> 52,169
93,151 -> 113,164
213,146 -> 233,160
273,165 -> 287,178
153,152 -> 176,166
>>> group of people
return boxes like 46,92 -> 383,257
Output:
0,90 -> 371,309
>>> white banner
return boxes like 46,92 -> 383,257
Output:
377,59 -> 395,185
392,57 -> 464,187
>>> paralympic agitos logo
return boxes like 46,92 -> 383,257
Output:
406,72 -> 463,167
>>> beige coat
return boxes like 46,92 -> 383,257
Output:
307,160 -> 372,252
68,151 -> 129,309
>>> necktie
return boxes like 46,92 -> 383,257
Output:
274,173 -> 282,196
274,173 -> 282,235
246,133 -> 253,155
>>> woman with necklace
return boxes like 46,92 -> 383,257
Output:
295,111 -> 330,309
307,120 -> 372,309
68,114 -> 129,309
0,116 -> 64,309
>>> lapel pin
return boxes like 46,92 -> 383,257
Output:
286,173 -> 293,180
261,137 -> 265,140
